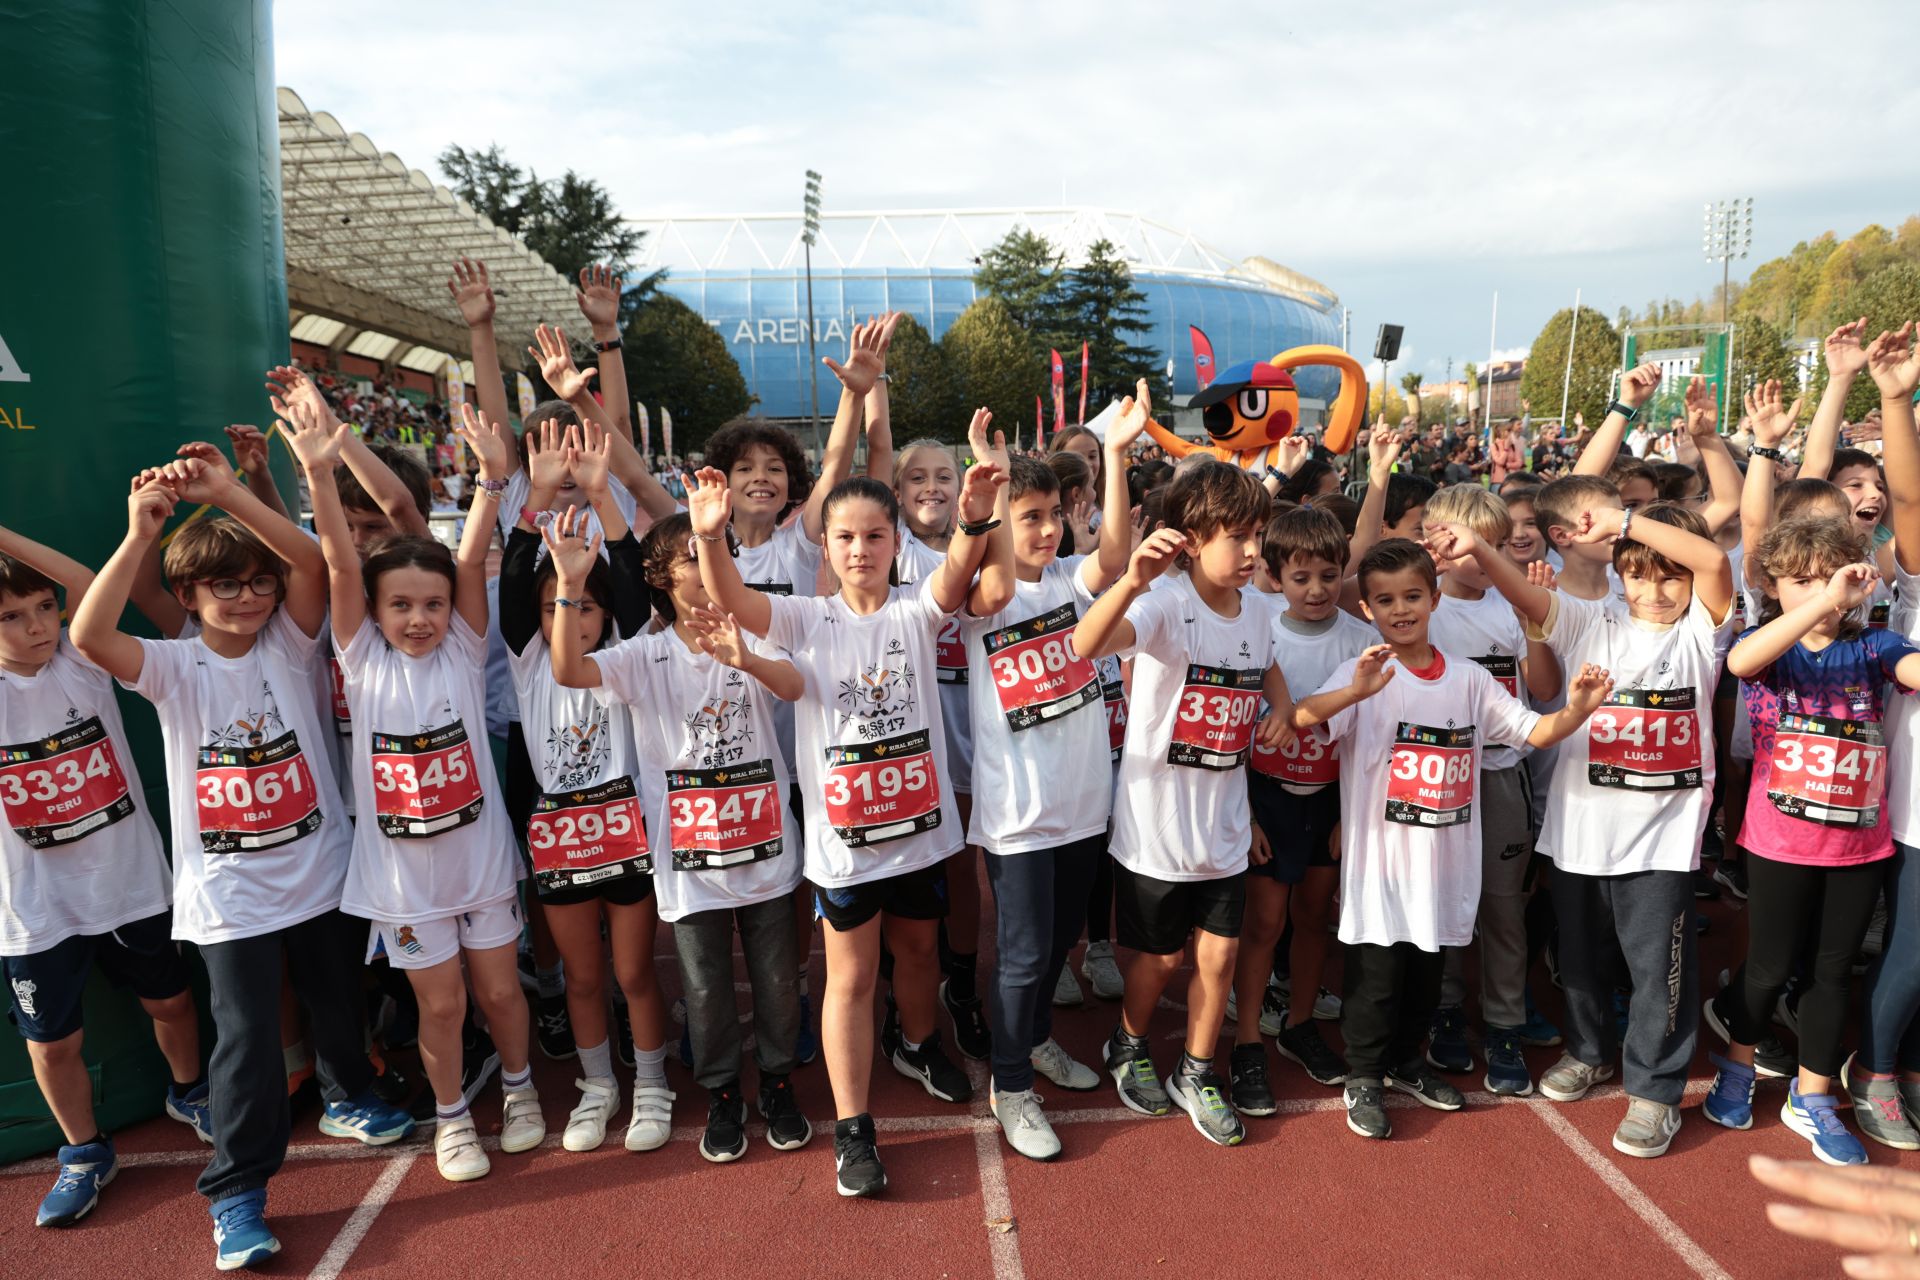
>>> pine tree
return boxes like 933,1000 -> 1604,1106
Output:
972,229 -> 1071,346
1061,238 -> 1164,414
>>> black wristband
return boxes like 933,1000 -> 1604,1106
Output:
957,517 -> 1001,537
1265,465 -> 1292,484
1748,444 -> 1784,462
1606,399 -> 1638,422
593,337 -> 623,353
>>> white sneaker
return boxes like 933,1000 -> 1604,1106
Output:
1030,1038 -> 1100,1091
1277,977 -> 1341,1021
1052,964 -> 1084,1007
1225,987 -> 1239,1023
500,1086 -> 546,1154
1083,941 -> 1124,1000
435,1115 -> 490,1182
625,1082 -> 676,1152
562,1077 -> 621,1152
990,1087 -> 1061,1161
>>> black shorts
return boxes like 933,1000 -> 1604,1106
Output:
4,912 -> 189,1043
535,871 -> 656,909
1113,863 -> 1246,954
813,861 -> 949,932
1249,777 -> 1340,885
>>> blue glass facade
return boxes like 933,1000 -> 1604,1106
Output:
654,267 -> 1344,419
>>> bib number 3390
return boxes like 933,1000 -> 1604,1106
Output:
824,729 -> 941,848
1167,663 -> 1263,770
370,721 -> 485,839
1385,723 -> 1475,827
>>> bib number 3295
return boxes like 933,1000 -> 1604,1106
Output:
1167,663 -> 1263,770
529,775 -> 650,892
824,729 -> 941,848
196,731 -> 323,854
370,721 -> 485,839
1385,722 -> 1475,827
1768,713 -> 1886,829
0,717 -> 136,849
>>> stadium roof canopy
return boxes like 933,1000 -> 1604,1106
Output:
277,87 -> 578,375
625,207 -> 1340,312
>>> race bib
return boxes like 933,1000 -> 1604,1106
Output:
1102,677 -> 1127,762
329,658 -> 351,737
0,717 -> 135,849
667,758 -> 784,869
824,728 -> 941,847
935,616 -> 968,685
984,603 -> 1099,731
1869,598 -> 1892,630
1587,688 -> 1701,791
1471,653 -> 1519,698
746,582 -> 793,596
370,721 -> 485,839
196,731 -> 323,854
529,775 -> 650,892
1252,722 -> 1338,788
1767,713 -> 1885,829
1166,663 -> 1262,770
1385,723 -> 1475,827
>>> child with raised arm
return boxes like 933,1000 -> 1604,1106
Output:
1452,494 -> 1734,1158
0,524 -> 208,1230
689,422 -> 1005,1197
298,399 -> 537,1186
1292,539 -> 1610,1142
1073,462 -> 1291,1149
71,458 -> 411,1271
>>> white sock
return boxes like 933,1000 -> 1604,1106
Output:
578,1038 -> 614,1083
634,1042 -> 668,1087
436,1099 -> 469,1124
502,1064 -> 532,1092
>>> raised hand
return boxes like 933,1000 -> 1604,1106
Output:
1126,527 -> 1186,589
529,323 -> 598,401
281,394 -> 352,473
155,455 -> 236,506
1566,663 -> 1615,718
1825,317 -> 1870,379
1366,422 -> 1404,486
1066,496 -> 1095,547
822,311 -> 903,397
1349,644 -> 1397,697
1825,562 -> 1880,613
571,420 -> 613,498
1106,379 -> 1154,455
685,607 -> 752,669
456,403 -> 515,481
225,424 -> 271,473
528,418 -> 573,494
1744,379 -> 1803,449
1620,363 -> 1663,409
265,364 -> 335,425
1683,376 -> 1719,436
687,466 -> 733,538
1525,559 -> 1559,592
540,506 -> 603,583
1422,520 -> 1478,565
175,440 -> 235,472
957,459 -> 1008,525
127,478 -> 178,540
448,257 -> 496,328
1867,322 -> 1920,401
575,264 -> 623,334
1273,433 -> 1312,478
1571,506 -> 1625,545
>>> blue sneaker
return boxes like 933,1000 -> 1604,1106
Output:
1483,1026 -> 1533,1096
319,1090 -> 416,1145
1702,1054 -> 1756,1130
1425,1005 -> 1472,1073
36,1139 -> 115,1227
1518,993 -> 1563,1048
796,992 -> 819,1067
165,1082 -> 213,1144
210,1189 -> 280,1271
1782,1081 -> 1869,1166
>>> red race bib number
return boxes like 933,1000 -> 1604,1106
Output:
529,775 -> 650,892
1869,598 -> 1892,630
196,731 -> 323,854
329,658 -> 351,737
824,729 -> 941,848
1767,713 -> 1886,829
667,758 -> 784,869
1587,688 -> 1701,791
0,717 -> 136,850
935,616 -> 968,685
985,603 -> 1099,731
1386,723 -> 1475,827
1252,721 -> 1338,788
1102,678 -> 1127,761
370,721 -> 485,839
1471,653 -> 1519,698
1167,664 -> 1262,770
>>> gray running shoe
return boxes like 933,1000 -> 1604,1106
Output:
1030,1037 -> 1100,1091
1104,1029 -> 1170,1116
1538,1053 -> 1615,1102
1344,1078 -> 1391,1139
1051,964 -> 1084,1007
1612,1097 -> 1681,1158
1165,1066 -> 1246,1146
990,1088 -> 1061,1161
1843,1053 -> 1920,1151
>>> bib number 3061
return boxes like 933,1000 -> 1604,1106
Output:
0,717 -> 136,849
824,729 -> 941,848
370,721 -> 485,839
1385,723 -> 1475,827
1166,663 -> 1263,770
196,731 -> 322,854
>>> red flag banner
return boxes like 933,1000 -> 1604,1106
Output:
1078,342 -> 1089,425
1190,326 -> 1217,389
635,401 -> 651,463
1050,349 -> 1066,438
1035,394 -> 1044,448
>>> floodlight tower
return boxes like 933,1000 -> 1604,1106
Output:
1704,198 -> 1753,325
803,170 -> 824,456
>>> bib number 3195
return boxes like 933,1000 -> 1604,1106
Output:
370,721 -> 485,839
824,729 -> 941,848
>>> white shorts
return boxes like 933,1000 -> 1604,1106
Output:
367,894 -> 523,970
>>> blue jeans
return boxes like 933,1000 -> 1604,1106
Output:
1861,841 -> 1920,1074
983,834 -> 1103,1092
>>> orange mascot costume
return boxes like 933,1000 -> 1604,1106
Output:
1143,345 -> 1368,471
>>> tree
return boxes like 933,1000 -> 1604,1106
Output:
621,294 -> 754,453
1728,313 -> 1800,398
1821,263 -> 1920,418
1518,305 -> 1623,427
1060,238 -> 1166,412
942,298 -> 1040,447
883,314 -> 963,442
1367,384 -> 1408,425
439,143 -> 653,297
1399,372 -> 1424,427
973,229 -> 1071,347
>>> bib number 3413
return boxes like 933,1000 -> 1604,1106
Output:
0,717 -> 136,849
1587,688 -> 1701,791
1385,723 -> 1475,827
824,729 -> 941,848
370,722 -> 485,839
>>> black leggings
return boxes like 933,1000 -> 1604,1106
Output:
1727,853 -> 1888,1078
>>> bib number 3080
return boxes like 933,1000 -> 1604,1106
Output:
1385,722 -> 1475,827
370,721 -> 485,839
824,729 -> 941,848
985,603 -> 1099,731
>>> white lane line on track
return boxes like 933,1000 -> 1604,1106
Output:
309,1150 -> 418,1280
965,1060 -> 1027,1280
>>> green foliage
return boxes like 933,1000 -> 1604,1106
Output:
883,315 -> 963,443
973,229 -> 1071,346
1061,238 -> 1166,412
1728,313 -> 1800,397
621,294 -> 753,454
1518,305 -> 1623,427
438,143 -> 654,297
1368,384 -> 1408,424
942,297 -> 1042,448
1824,262 -> 1920,418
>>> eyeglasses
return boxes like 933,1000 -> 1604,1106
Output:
196,574 -> 280,600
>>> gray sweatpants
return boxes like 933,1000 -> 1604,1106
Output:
1440,763 -> 1533,1028
1550,866 -> 1697,1105
672,895 -> 801,1089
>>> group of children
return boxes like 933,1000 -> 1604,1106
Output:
8,261 -> 1920,1268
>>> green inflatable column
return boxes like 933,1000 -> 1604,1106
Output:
0,0 -> 291,1160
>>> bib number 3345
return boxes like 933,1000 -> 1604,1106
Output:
370,722 -> 485,839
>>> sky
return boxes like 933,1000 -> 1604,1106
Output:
275,0 -> 1920,382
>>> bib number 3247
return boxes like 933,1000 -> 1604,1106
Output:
370,722 -> 485,839
824,729 -> 941,848
667,758 -> 784,869
1385,723 -> 1475,827
0,717 -> 136,849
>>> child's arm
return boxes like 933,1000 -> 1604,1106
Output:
545,510 -> 610,689
159,453 -> 329,640
1524,662 -> 1613,747
965,412 -> 1017,617
1347,423 -> 1401,573
1256,662 -> 1297,752
71,481 -> 180,682
1727,563 -> 1876,679
1573,364 -> 1661,476
802,313 -> 902,543
122,469 -> 190,636
1430,521 -> 1554,630
1522,636 -> 1562,701
1089,383 -> 1154,594
528,323 -> 678,522
267,366 -> 430,537
686,607 -> 804,701
1866,322 -> 1920,576
1683,377 -> 1743,535
1797,318 -> 1868,481
0,522 -> 96,615
1073,529 -> 1185,661
453,404 -> 516,635
575,265 -> 633,443
688,467 -> 773,637
864,378 -> 893,482
933,449 -> 1009,616
282,397 -> 367,647
1586,502 -> 1734,619
571,420 -> 632,546
221,425 -> 292,523
1290,644 -> 1394,730
498,418 -> 569,657
449,258 -> 513,438
1740,380 -> 1801,584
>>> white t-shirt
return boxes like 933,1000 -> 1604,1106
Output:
493,469 -> 639,553
1257,608 -> 1377,794
963,556 -> 1110,854
737,517 -> 824,774
1885,563 -> 1920,846
1533,591 -> 1733,876
595,628 -> 803,920
1429,588 -> 1532,771
1109,574 -> 1277,882
896,527 -> 972,793
335,615 -> 521,924
0,638 -> 171,955
130,612 -> 351,944
1319,653 -> 1540,950
763,580 -> 962,888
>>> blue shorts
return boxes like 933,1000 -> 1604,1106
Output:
4,912 -> 189,1042
1248,776 -> 1341,885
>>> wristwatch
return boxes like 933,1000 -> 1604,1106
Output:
1748,444 -> 1784,462
958,516 -> 1001,537
520,506 -> 556,529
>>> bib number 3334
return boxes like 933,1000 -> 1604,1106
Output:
0,717 -> 136,849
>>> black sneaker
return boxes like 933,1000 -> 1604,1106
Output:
369,1063 -> 417,1111
878,996 -> 902,1062
460,1026 -> 500,1108
1691,866 -> 1722,900
757,1074 -> 812,1151
1387,1061 -> 1466,1111
1712,859 -> 1749,900
834,1113 -> 887,1197
940,979 -> 991,1062
699,1083 -> 748,1163
889,1026 -> 973,1104
535,992 -> 576,1061
1274,1018 -> 1350,1086
1344,1078 -> 1391,1139
1228,1044 -> 1277,1117
613,999 -> 635,1069
1705,989 -> 1795,1079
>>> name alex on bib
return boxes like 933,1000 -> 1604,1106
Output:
370,722 -> 485,839
0,717 -> 136,849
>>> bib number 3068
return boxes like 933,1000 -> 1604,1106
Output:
0,717 -> 136,849
370,721 -> 485,839
1385,723 -> 1475,827
824,729 -> 941,848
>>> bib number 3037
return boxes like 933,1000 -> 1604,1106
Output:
824,729 -> 941,848
1587,688 -> 1701,791
370,721 -> 485,839
985,603 -> 1099,731
1166,663 -> 1263,770
1767,713 -> 1886,829
1385,723 -> 1475,827
196,731 -> 323,854
667,758 -> 784,870
0,717 -> 136,849
529,775 -> 650,892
